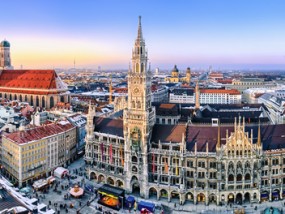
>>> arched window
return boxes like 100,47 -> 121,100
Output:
42,97 -> 45,108
14,94 -> 17,100
30,96 -> 34,106
141,63 -> 144,73
25,95 -> 28,102
9,94 -> 12,100
132,101 -> 135,108
50,96 -> 54,108
36,96 -> 39,107
137,101 -> 141,109
19,95 -> 22,101
136,63 -> 139,72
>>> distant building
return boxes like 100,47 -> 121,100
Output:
1,121 -> 77,187
0,40 -> 12,69
169,88 -> 195,103
151,85 -> 168,103
165,65 -> 191,84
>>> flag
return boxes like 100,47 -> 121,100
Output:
120,143 -> 124,166
109,144 -> 113,164
152,153 -> 155,173
164,159 -> 168,174
100,143 -> 104,161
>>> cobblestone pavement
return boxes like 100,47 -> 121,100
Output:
31,158 -> 285,214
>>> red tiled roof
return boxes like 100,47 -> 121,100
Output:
0,70 -> 57,89
152,124 -> 186,143
200,89 -> 240,95
4,122 -> 75,144
95,117 -> 124,137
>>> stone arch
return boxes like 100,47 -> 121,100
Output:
132,156 -> 138,163
36,96 -> 39,107
171,190 -> 180,202
197,193 -> 205,203
228,193 -> 234,203
244,192 -> 250,203
50,96 -> 54,108
19,95 -> 22,102
98,174 -> 105,183
228,174 -> 234,182
237,174 -> 242,182
116,180 -> 124,188
90,171 -> 97,180
149,187 -> 158,199
209,193 -> 217,204
42,97 -> 45,108
236,193 -> 243,204
132,166 -> 138,173
30,95 -> 34,106
160,189 -> 168,199
185,192 -> 194,204
245,173 -> 251,181
107,177 -> 115,186
131,176 -> 140,195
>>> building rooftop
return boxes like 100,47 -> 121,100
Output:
4,121 -> 75,144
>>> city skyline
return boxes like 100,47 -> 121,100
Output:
2,0 -> 285,70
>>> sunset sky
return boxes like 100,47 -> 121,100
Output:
2,0 -> 285,70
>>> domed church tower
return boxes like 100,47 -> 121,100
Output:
0,40 -> 12,69
123,16 -> 156,197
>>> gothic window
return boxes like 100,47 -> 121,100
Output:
136,63 -> 139,72
141,63 -> 144,73
30,96 -> 34,106
14,94 -> 17,100
228,174 -> 234,182
25,95 -> 28,102
36,96 -> 39,107
237,174 -> 242,182
19,95 -> 22,101
132,166 -> 138,173
245,173 -> 251,181
137,101 -> 141,109
132,156 -> 138,163
140,47 -> 142,54
245,161 -> 251,170
42,97 -> 45,108
50,96 -> 54,108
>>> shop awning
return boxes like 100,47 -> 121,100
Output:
261,193 -> 269,198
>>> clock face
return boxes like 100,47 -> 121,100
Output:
133,87 -> 140,95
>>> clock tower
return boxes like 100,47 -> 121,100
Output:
123,16 -> 155,197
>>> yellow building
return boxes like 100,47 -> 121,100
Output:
165,65 -> 191,84
2,121 -> 76,187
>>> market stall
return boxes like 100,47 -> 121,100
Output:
97,184 -> 125,210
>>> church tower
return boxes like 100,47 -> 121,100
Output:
0,40 -> 12,69
123,16 -> 155,197
84,101 -> 96,164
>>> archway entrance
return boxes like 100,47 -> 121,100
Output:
160,189 -> 168,201
261,191 -> 269,202
116,180 -> 123,188
228,193 -> 234,204
272,189 -> 280,201
98,174 -> 105,183
244,192 -> 250,203
197,193 -> 205,203
209,193 -> 217,204
90,172 -> 97,181
236,193 -> 243,205
107,177 -> 115,186
131,176 -> 140,196
185,192 -> 194,204
171,191 -> 180,203
149,187 -> 157,199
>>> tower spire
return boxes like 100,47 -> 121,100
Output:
137,16 -> 143,40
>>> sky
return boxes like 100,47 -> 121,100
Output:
1,0 -> 285,70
